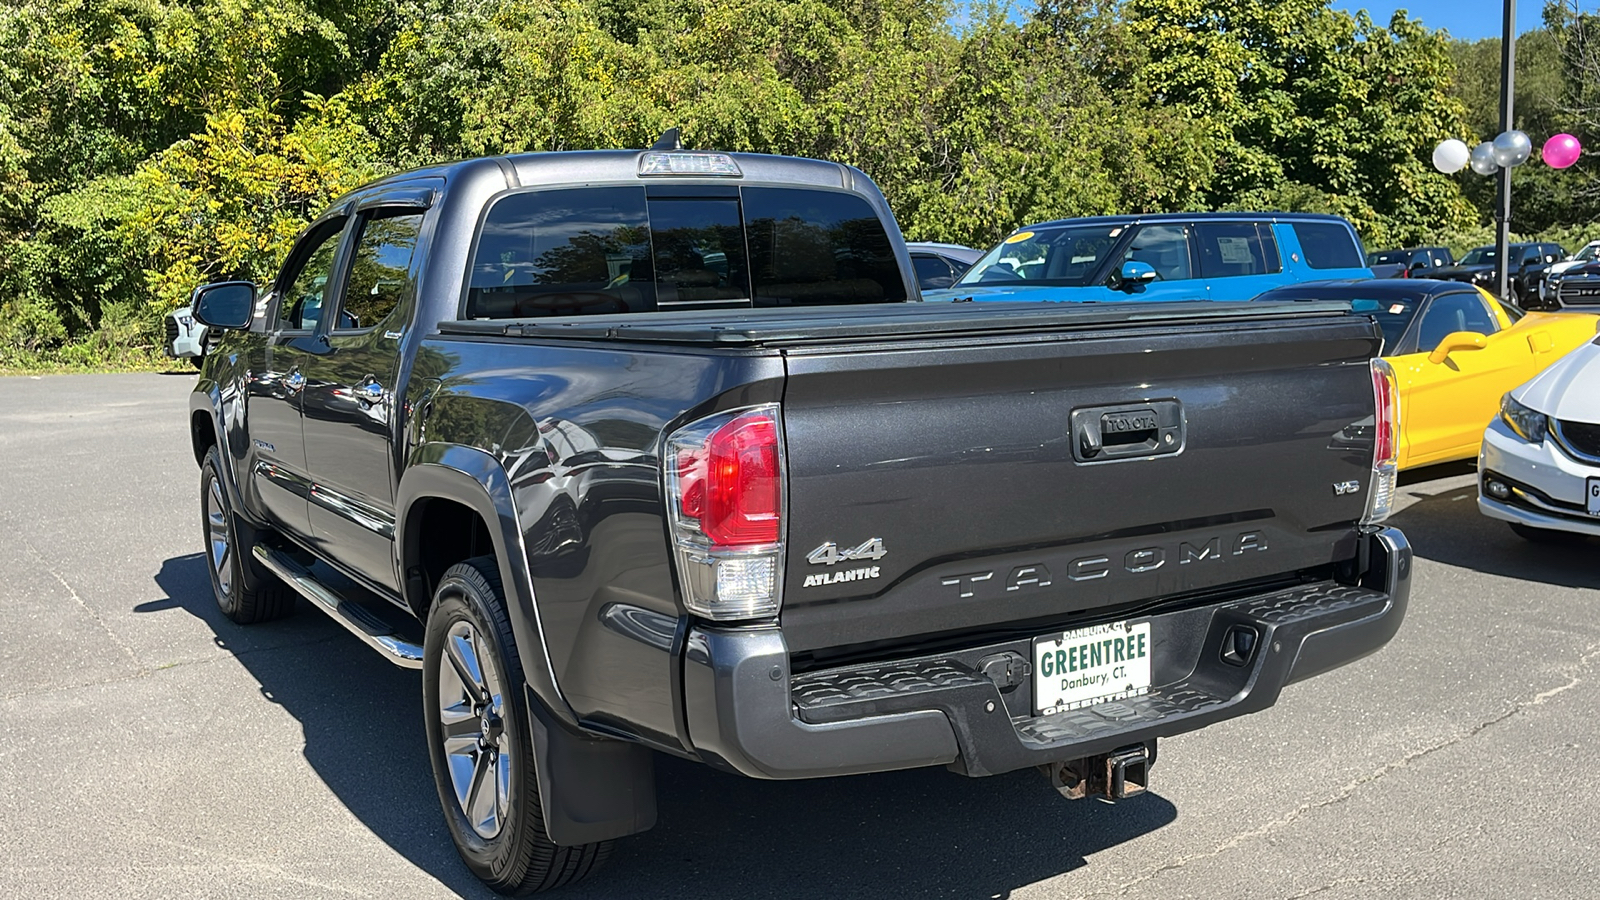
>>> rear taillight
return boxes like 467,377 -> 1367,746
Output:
665,405 -> 785,621
1363,358 -> 1400,524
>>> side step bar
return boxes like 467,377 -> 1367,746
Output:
252,545 -> 425,669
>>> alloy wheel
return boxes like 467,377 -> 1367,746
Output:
437,620 -> 513,839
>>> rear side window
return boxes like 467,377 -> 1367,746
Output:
1291,222 -> 1365,270
467,187 -> 654,319
912,255 -> 958,290
743,187 -> 905,306
340,209 -> 424,330
1194,222 -> 1278,278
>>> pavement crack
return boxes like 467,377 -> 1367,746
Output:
17,533 -> 147,674
1076,640 -> 1600,899
0,633 -> 352,702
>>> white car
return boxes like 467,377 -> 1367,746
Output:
1479,335 -> 1600,541
1539,240 -> 1600,305
163,305 -> 211,368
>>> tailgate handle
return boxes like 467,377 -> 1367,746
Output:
1071,401 -> 1184,463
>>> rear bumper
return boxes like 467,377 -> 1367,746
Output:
683,527 -> 1411,779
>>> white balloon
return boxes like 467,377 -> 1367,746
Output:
1492,130 -> 1533,167
1433,139 -> 1471,174
1470,141 -> 1499,176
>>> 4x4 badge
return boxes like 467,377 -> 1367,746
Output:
806,538 -> 888,566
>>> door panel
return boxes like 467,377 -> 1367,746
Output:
1396,293 -> 1527,466
299,207 -> 425,593
244,218 -> 350,537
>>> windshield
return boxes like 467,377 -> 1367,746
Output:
1576,244 -> 1600,262
957,224 -> 1124,288
1460,247 -> 1497,265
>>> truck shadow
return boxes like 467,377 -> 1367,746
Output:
149,552 -> 1177,899
1389,480 -> 1600,590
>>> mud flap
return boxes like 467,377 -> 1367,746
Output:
526,686 -> 658,846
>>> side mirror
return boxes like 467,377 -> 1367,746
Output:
1119,260 -> 1158,290
191,281 -> 257,330
1427,331 -> 1488,365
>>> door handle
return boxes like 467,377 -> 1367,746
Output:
285,370 -> 305,393
356,377 -> 386,405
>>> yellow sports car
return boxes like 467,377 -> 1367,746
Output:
1256,279 -> 1600,469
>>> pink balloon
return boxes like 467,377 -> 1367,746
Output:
1543,133 -> 1582,169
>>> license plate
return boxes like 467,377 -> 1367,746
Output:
1033,620 -> 1152,716
1588,477 -> 1600,517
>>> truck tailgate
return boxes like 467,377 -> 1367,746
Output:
777,307 -> 1379,657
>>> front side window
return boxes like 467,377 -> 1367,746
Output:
1195,222 -> 1276,278
1291,222 -> 1365,270
340,209 -> 425,330
1123,224 -> 1193,281
743,187 -> 905,306
958,224 -> 1123,288
279,219 -> 347,331
1416,293 -> 1500,353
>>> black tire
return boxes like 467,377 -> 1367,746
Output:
1509,522 -> 1589,545
201,446 -> 296,623
189,355 -> 205,371
423,556 -> 612,895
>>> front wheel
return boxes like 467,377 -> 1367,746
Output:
201,446 -> 295,623
423,557 -> 612,894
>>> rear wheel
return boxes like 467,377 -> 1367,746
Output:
201,446 -> 296,623
423,557 -> 612,894
1509,522 -> 1589,545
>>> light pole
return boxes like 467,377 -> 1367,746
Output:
1495,0 -> 1516,301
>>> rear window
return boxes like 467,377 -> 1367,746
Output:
465,185 -> 903,319
1291,222 -> 1365,270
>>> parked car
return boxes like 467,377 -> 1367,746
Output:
163,305 -> 210,368
1367,246 -> 1454,279
1538,252 -> 1600,311
906,241 -> 982,291
1536,239 -> 1600,304
1432,242 -> 1566,309
927,212 -> 1372,303
1254,278 -> 1600,470
1479,337 -> 1600,542
185,146 -> 1409,894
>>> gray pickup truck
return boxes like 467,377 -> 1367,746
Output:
186,145 -> 1411,893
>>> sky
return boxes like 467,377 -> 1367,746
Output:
1332,1 -> 1553,40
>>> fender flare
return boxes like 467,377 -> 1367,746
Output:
396,443 -> 658,846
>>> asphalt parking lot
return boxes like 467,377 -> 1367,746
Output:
1,371 -> 1596,899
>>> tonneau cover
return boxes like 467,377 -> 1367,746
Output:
436,299 -> 1356,347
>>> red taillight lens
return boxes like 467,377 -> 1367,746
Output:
1371,358 -> 1397,465
676,412 -> 781,547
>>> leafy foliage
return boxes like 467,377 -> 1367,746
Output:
2,0 -> 1598,369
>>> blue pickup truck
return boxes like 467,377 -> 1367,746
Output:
926,212 -> 1372,303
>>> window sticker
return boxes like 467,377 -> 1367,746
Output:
1390,304 -> 1406,314
1006,231 -> 1035,244
1217,237 -> 1255,264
